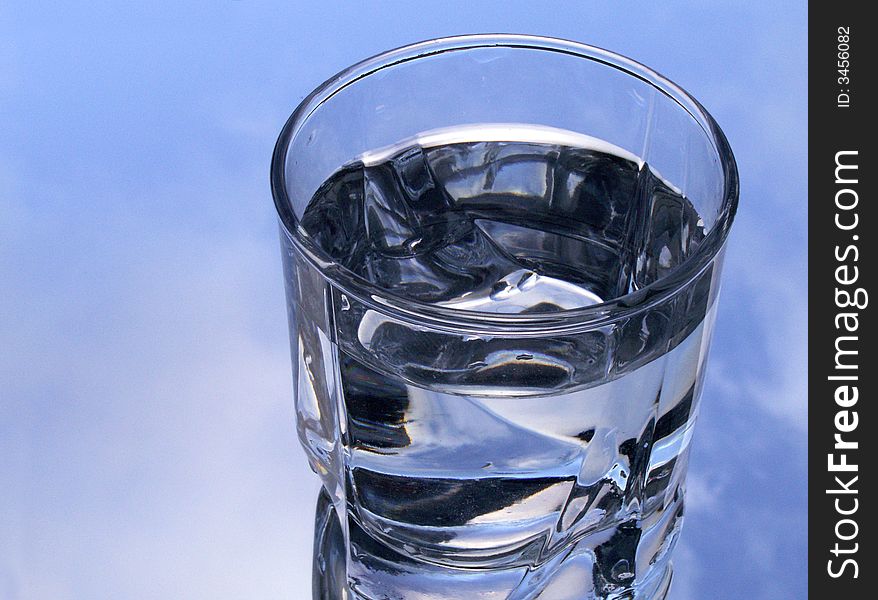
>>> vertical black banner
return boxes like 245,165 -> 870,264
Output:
809,6 -> 873,597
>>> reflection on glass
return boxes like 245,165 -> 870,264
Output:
313,487 -> 674,599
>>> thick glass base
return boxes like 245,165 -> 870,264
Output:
313,488 -> 674,600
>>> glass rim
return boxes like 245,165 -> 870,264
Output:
271,34 -> 739,335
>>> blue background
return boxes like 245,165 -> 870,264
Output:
1,2 -> 806,598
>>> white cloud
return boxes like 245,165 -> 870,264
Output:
717,224 -> 808,431
1,210 -> 319,597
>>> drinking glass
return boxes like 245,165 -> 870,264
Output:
272,35 -> 738,599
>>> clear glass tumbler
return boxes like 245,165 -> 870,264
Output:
272,35 -> 738,600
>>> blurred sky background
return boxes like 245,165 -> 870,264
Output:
1,2 -> 806,599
